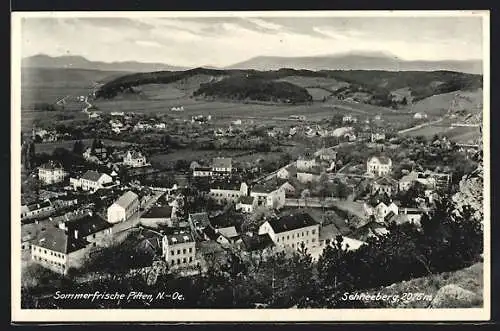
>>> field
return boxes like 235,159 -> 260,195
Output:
21,67 -> 127,107
276,76 -> 349,91
402,124 -> 480,143
149,149 -> 248,169
306,88 -> 333,101
34,139 -> 134,155
404,88 -> 483,116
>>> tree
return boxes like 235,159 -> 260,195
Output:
72,140 -> 85,155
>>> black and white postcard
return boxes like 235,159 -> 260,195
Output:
11,10 -> 490,322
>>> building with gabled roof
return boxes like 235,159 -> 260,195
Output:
277,165 -> 297,180
107,191 -> 140,224
123,150 -> 148,168
258,212 -> 319,252
371,176 -> 398,196
71,170 -> 113,192
367,156 -> 393,177
250,184 -> 285,210
162,232 -> 197,269
236,195 -> 256,213
38,161 -> 67,185
209,179 -> 248,205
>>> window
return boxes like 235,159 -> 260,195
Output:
287,235 -> 289,240
312,238 -> 316,242
276,238 -> 279,242
189,248 -> 192,253
183,258 -> 186,263
312,229 -> 316,235
177,249 -> 180,255
292,244 -> 294,248
189,257 -> 193,262
93,234 -> 96,239
171,250 -> 174,256
177,259 -> 180,265
44,250 -> 47,254
183,249 -> 186,254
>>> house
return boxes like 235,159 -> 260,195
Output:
314,148 -> 337,162
236,196 -> 257,213
296,155 -> 316,171
350,220 -> 389,242
414,112 -> 428,119
71,170 -> 113,192
342,115 -> 357,123
212,157 -> 232,174
171,106 -> 184,112
107,191 -> 140,224
30,227 -> 88,275
399,171 -> 437,191
296,167 -> 322,184
209,180 -> 248,205
386,207 -> 427,227
371,177 -> 397,196
365,201 -> 399,222
366,156 -> 392,177
237,233 -> 275,255
279,182 -> 296,196
193,167 -> 212,178
250,185 -> 285,210
58,212 -> 113,248
38,161 -> 67,185
232,119 -> 242,125
188,212 -> 211,240
162,233 -> 197,269
83,145 -> 108,162
371,132 -> 386,143
190,161 -> 201,170
110,112 -> 125,116
140,206 -> 175,226
276,165 -> 297,180
21,200 -> 55,221
88,112 -> 100,119
258,212 -> 320,253
203,226 -> 231,247
215,226 -> 240,243
123,150 -> 148,168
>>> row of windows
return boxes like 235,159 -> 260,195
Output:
33,247 -> 65,259
33,256 -> 65,268
170,247 -> 193,256
276,229 -> 316,242
210,192 -> 240,198
170,256 -> 194,266
283,240 -> 316,249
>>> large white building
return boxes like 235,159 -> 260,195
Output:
212,157 -> 232,174
38,161 -> 67,185
258,212 -> 320,253
107,191 -> 140,224
209,180 -> 248,205
162,233 -> 197,269
250,185 -> 286,210
366,156 -> 393,177
70,170 -> 113,192
123,150 -> 148,168
296,156 -> 317,171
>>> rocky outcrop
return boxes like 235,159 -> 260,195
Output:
430,284 -> 481,308
452,163 -> 483,223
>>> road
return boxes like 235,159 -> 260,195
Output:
397,117 -> 445,135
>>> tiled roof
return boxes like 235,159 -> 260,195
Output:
212,157 -> 232,169
189,212 -> 210,227
374,176 -> 397,186
268,212 -> 318,234
39,161 -> 64,170
239,196 -> 255,205
82,170 -> 104,182
164,233 -> 194,245
210,179 -> 244,191
251,185 -> 277,194
65,213 -> 112,238
368,156 -> 392,165
27,200 -> 52,212
113,191 -> 139,209
32,227 -> 87,254
142,206 -> 173,219
216,226 -> 239,239
240,233 -> 274,252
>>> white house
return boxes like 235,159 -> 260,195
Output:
107,191 -> 140,224
371,177 -> 397,196
314,148 -> 337,161
342,115 -> 357,123
123,150 -> 148,168
209,180 -> 248,205
365,201 -> 399,222
399,171 -> 437,191
371,132 -> 386,143
414,112 -> 428,119
250,185 -> 286,210
38,161 -> 67,185
276,165 -> 297,180
258,212 -> 320,253
366,156 -> 393,177
296,156 -> 317,170
212,157 -> 232,174
296,167 -> 322,184
193,167 -> 212,177
71,170 -> 113,192
279,182 -> 296,196
162,233 -> 197,269
236,196 -> 257,213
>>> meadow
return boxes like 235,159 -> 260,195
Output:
402,125 -> 480,143
34,138 -> 134,155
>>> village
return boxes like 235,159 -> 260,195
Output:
20,103 -> 482,282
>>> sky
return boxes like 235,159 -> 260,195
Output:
20,14 -> 485,67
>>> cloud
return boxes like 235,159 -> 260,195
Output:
245,18 -> 283,31
135,40 -> 163,48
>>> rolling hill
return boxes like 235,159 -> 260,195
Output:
22,54 -> 188,72
95,67 -> 482,108
227,52 -> 482,75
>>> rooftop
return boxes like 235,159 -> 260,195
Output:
268,212 -> 318,234
216,226 -> 239,239
142,206 -> 173,219
65,213 -> 113,237
212,157 -> 232,169
210,179 -> 245,191
113,191 -> 139,209
239,196 -> 255,205
82,170 -> 105,182
374,176 -> 397,186
164,233 -> 194,245
251,184 -> 277,194
39,160 -> 64,171
240,233 -> 274,252
368,156 -> 392,165
32,227 -> 87,254
189,212 -> 210,227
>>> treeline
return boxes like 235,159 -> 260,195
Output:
96,67 -> 482,103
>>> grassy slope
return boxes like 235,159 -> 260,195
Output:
362,262 -> 483,308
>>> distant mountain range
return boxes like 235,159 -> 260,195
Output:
22,53 -> 482,75
22,54 -> 188,72
227,53 -> 483,75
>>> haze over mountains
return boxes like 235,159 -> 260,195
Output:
22,52 -> 482,75
22,54 -> 189,73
